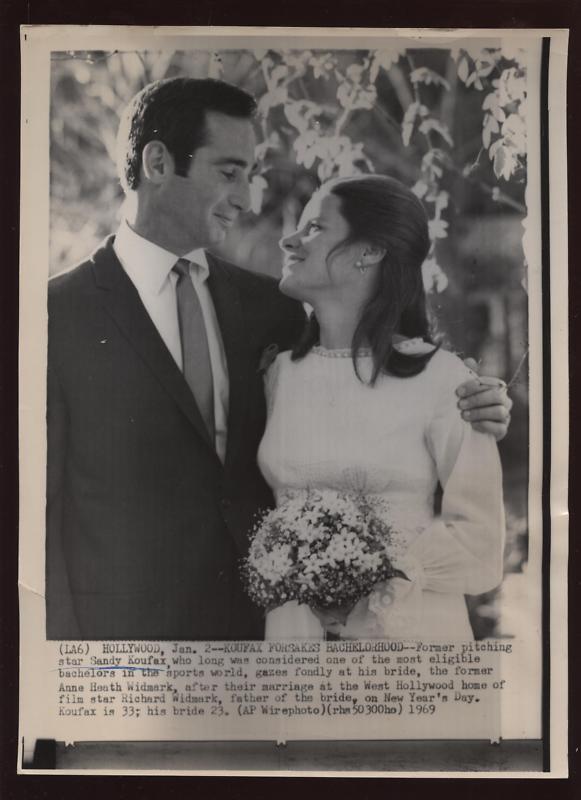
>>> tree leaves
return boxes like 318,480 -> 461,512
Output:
336,60 -> 378,112
401,101 -> 429,146
50,46 -> 527,294
283,100 -> 321,133
502,113 -> 526,151
489,139 -> 520,181
368,47 -> 407,83
258,87 -> 288,117
418,118 -> 454,147
249,174 -> 269,214
336,80 -> 377,111
483,113 -> 500,149
455,49 -> 495,91
482,91 -> 506,122
422,257 -> 449,293
481,64 -> 527,181
428,218 -> 449,240
309,52 -> 337,80
410,67 -> 450,91
293,132 -> 370,181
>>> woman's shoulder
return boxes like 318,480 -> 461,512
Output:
391,337 -> 475,385
429,347 -> 474,372
422,347 -> 478,395
261,347 -> 292,375
262,348 -> 292,388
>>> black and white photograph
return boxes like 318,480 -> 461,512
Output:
18,26 -> 568,775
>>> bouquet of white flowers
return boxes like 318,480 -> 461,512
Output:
242,489 -> 408,617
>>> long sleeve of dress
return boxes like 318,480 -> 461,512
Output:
407,360 -> 505,596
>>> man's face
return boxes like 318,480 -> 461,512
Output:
158,110 -> 256,253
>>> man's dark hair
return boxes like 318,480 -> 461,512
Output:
116,77 -> 257,191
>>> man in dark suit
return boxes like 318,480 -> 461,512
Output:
46,77 -> 512,641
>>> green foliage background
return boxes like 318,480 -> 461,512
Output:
50,46 -> 530,638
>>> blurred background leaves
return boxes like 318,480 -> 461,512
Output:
50,44 -> 530,638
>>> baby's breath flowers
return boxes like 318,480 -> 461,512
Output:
242,489 -> 407,614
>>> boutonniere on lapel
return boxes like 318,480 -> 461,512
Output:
258,343 -> 279,374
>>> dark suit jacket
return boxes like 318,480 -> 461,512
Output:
46,236 -> 305,640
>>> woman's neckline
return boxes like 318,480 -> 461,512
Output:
311,337 -> 428,359
311,345 -> 371,358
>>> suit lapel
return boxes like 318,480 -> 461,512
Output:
206,254 -> 250,476
91,238 -> 217,456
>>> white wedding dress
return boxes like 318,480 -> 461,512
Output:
257,342 -> 505,640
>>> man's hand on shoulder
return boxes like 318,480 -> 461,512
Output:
456,358 -> 513,441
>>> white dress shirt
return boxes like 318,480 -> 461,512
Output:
114,220 -> 229,462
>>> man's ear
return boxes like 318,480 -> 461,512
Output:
141,140 -> 173,184
360,244 -> 386,267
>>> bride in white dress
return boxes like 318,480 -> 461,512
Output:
257,175 -> 505,640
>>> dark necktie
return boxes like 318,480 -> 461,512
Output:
172,258 -> 215,442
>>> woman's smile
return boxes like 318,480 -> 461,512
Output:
283,254 -> 305,267
278,192 -> 355,301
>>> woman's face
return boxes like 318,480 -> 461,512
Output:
278,191 -> 362,303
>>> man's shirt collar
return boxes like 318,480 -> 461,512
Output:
115,220 -> 210,295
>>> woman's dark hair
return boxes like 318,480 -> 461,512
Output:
292,174 -> 437,383
116,77 -> 257,192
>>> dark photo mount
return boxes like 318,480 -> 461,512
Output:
3,0 -> 579,793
